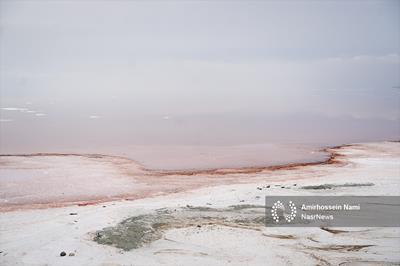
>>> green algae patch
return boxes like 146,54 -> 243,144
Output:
93,205 -> 268,251
93,214 -> 173,250
228,204 -> 265,210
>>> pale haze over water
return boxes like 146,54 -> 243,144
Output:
0,1 -> 399,170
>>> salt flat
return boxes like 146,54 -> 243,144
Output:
0,142 -> 399,265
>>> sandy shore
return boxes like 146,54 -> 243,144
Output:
0,141 -> 399,265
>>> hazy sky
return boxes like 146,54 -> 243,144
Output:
0,0 -> 399,119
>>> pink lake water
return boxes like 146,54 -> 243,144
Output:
0,107 -> 398,170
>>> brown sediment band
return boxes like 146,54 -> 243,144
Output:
0,192 -> 154,212
148,146 -> 345,176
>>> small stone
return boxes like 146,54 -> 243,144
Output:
266,185 -> 271,188
281,186 -> 285,188
60,251 -> 66,257
68,252 -> 75,256
69,213 -> 77,216
257,187 -> 262,190
293,184 -> 297,186
197,225 -> 201,228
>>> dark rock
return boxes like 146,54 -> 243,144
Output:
266,185 -> 271,188
197,225 -> 201,228
257,187 -> 262,190
60,251 -> 66,257
69,213 -> 78,216
68,252 -> 75,256
301,183 -> 374,190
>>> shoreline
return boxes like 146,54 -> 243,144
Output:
1,141 -> 397,212
0,143 -> 350,212
0,143 -> 345,175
